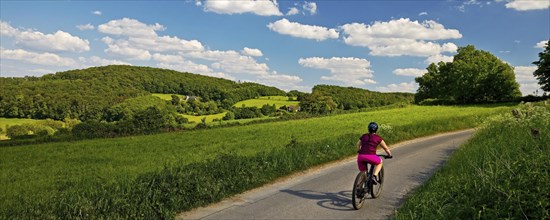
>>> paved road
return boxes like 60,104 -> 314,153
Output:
179,129 -> 475,219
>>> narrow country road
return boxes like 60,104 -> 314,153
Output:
179,129 -> 475,219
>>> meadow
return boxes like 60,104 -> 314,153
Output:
151,93 -> 186,101
181,112 -> 227,123
395,103 -> 549,219
233,95 -> 299,108
0,104 -> 513,218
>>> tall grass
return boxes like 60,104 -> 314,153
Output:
0,105 -> 512,218
395,103 -> 550,219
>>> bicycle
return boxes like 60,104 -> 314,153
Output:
352,154 -> 393,210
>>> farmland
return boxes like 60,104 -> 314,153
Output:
233,96 -> 299,108
152,93 -> 186,101
0,104 -> 513,218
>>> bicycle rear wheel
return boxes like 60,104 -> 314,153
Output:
371,166 -> 384,198
352,172 -> 367,210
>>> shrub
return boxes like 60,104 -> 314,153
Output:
72,121 -> 116,139
222,111 -> 235,120
6,125 -> 33,139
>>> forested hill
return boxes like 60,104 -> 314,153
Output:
0,65 -> 285,121
312,85 -> 414,110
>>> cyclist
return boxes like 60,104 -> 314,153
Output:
357,122 -> 392,184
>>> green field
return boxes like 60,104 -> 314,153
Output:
181,112 -> 227,123
233,96 -> 299,108
0,118 -> 47,140
396,103 -> 549,219
151,93 -> 186,101
0,105 -> 513,218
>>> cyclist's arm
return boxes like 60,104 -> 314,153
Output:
356,140 -> 362,152
380,140 -> 392,157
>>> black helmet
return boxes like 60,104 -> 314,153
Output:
368,122 -> 378,133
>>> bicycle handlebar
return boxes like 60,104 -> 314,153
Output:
377,154 -> 393,159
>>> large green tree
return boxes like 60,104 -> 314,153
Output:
415,45 -> 521,103
533,40 -> 550,92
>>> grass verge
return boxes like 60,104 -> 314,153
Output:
395,103 -> 549,219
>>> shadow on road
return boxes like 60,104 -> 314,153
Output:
280,189 -> 357,211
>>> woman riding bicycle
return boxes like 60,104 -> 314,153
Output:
357,122 -> 392,184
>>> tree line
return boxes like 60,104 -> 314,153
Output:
298,85 -> 414,114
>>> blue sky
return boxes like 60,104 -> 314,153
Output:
1,0 -> 549,95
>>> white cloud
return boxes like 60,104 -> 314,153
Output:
298,57 -> 375,86
241,47 -> 263,57
76,23 -> 95,31
183,48 -> 304,90
150,52 -> 235,80
425,54 -> 454,64
514,66 -> 537,82
255,73 -> 304,91
0,48 -> 76,66
419,12 -> 428,16
129,35 -> 204,52
98,18 -> 204,60
505,0 -> 550,11
286,7 -> 300,15
258,73 -> 302,85
157,62 -> 235,80
102,37 -> 152,60
267,18 -> 339,41
514,65 -> 543,96
341,18 -> 461,57
0,21 -> 90,53
92,10 -> 102,15
202,0 -> 283,16
152,53 -> 186,63
78,56 -> 130,67
535,40 -> 548,48
393,68 -> 426,77
376,81 -> 418,93
303,2 -> 317,15
98,18 -> 165,38
186,50 -> 270,75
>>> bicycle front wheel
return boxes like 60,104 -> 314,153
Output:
352,172 -> 367,210
371,166 -> 384,198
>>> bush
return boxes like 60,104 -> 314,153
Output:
6,125 -> 33,139
72,121 -> 116,139
222,111 -> 235,120
6,124 -> 56,139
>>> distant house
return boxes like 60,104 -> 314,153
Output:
185,96 -> 198,101
287,105 -> 300,112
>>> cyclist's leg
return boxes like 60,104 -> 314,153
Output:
362,154 -> 382,177
373,160 -> 383,177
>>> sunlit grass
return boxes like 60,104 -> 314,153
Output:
395,103 -> 549,219
233,96 -> 299,108
151,93 -> 186,101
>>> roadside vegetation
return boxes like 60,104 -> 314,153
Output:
0,104 -> 512,219
395,102 -> 549,219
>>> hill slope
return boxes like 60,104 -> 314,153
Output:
0,65 -> 285,121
